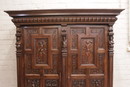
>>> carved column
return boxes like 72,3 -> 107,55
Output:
61,26 -> 67,87
15,26 -> 23,87
108,25 -> 114,87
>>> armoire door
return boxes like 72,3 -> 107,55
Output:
23,25 -> 108,87
66,25 -> 108,87
23,26 -> 62,87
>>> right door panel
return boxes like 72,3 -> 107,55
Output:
67,25 -> 108,87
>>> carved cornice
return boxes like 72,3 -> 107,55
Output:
5,9 -> 123,26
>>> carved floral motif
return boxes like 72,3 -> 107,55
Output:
26,79 -> 40,87
81,39 -> 94,64
72,79 -> 86,87
36,39 -> 48,64
45,79 -> 58,87
91,79 -> 104,87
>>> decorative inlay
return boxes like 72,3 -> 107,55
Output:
72,79 -> 86,87
26,79 -> 40,87
45,79 -> 58,87
91,79 -> 104,87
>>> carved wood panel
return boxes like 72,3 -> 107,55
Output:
67,25 -> 108,87
23,26 -> 61,87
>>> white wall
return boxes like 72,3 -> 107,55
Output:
0,0 -> 129,87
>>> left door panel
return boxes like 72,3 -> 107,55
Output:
23,26 -> 62,87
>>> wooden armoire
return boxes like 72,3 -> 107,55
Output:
5,9 -> 123,87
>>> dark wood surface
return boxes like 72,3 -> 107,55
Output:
5,9 -> 123,87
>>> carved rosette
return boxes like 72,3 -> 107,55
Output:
16,27 -> 23,57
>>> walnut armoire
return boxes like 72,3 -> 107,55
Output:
5,9 -> 123,87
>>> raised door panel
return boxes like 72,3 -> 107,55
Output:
67,25 -> 108,87
23,26 -> 61,87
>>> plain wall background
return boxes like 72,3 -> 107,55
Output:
0,0 -> 130,87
